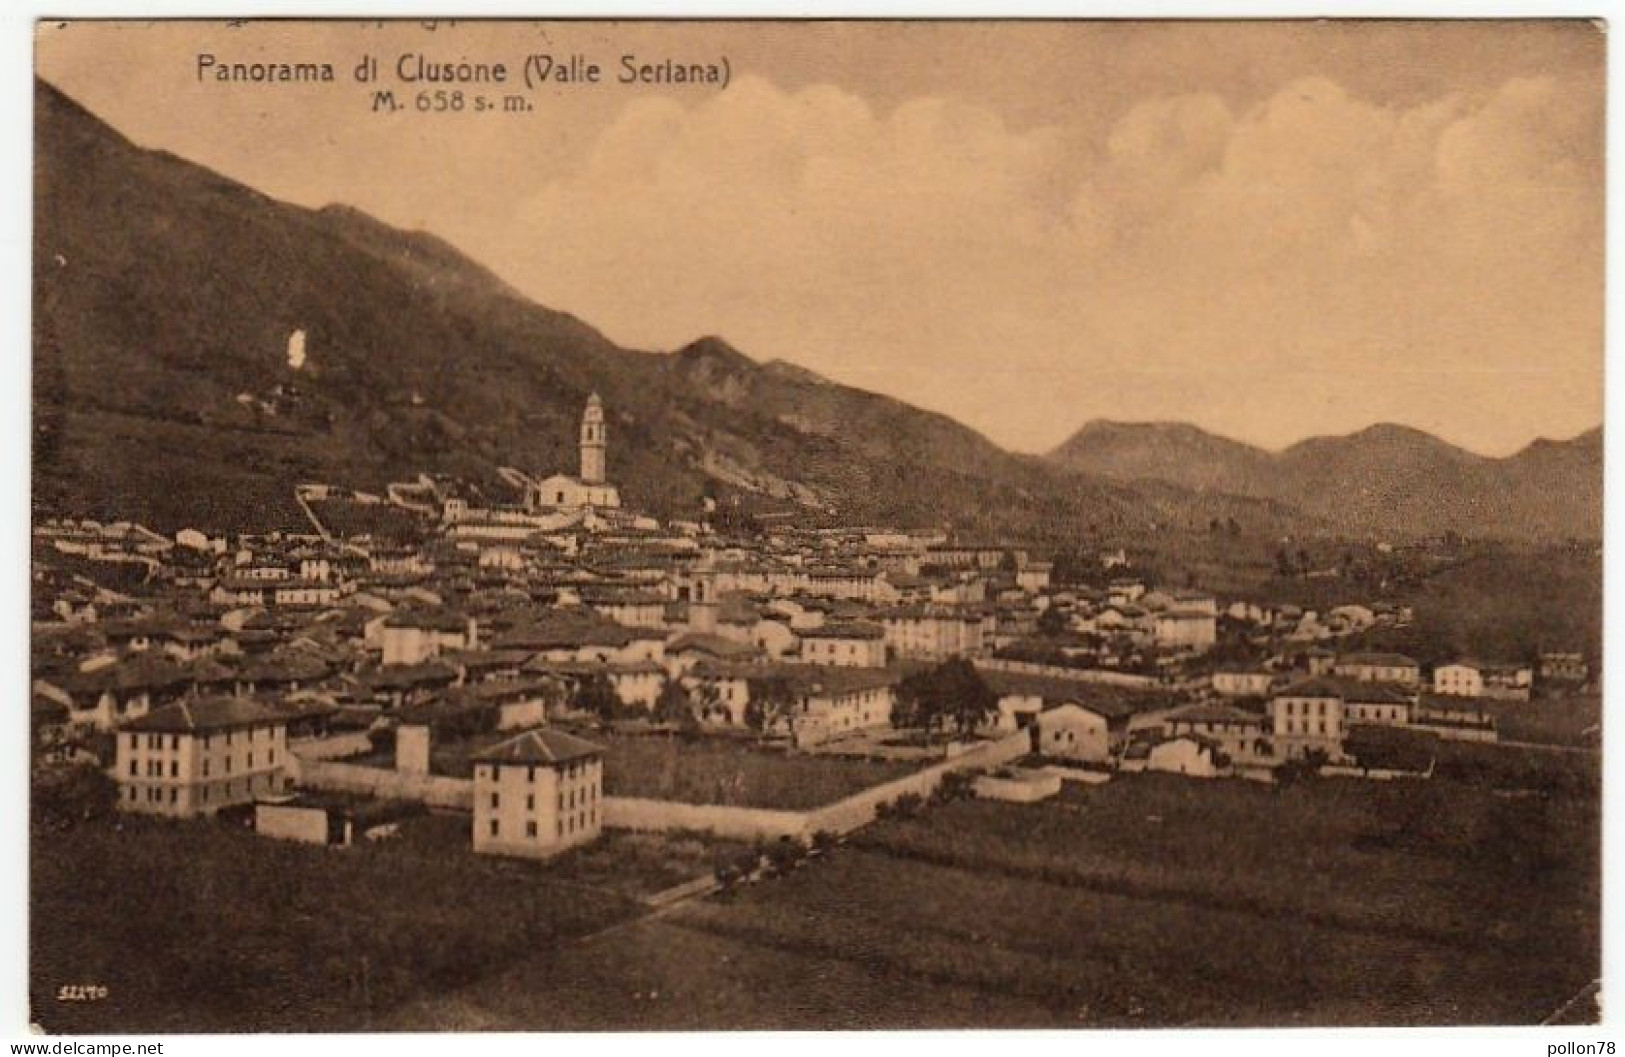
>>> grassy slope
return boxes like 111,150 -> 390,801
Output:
37,78 -> 1318,543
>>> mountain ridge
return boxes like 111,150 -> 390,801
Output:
32,76 -> 1598,543
34,76 -> 1314,545
1047,418 -> 1602,539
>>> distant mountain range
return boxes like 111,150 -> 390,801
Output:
32,77 -> 1600,544
1046,419 -> 1601,540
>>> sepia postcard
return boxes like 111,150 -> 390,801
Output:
27,17 -> 1603,1036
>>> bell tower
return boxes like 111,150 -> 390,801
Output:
580,393 -> 607,484
688,554 -> 718,634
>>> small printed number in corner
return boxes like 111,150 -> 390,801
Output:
56,984 -> 108,1002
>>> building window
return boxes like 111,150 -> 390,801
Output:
491,793 -> 500,809
489,819 -> 499,837
526,820 -> 537,838
128,760 -> 137,776
526,794 -> 534,811
169,761 -> 178,778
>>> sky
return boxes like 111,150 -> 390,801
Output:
36,19 -> 1605,456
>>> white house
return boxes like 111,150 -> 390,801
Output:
1335,652 -> 1420,686
116,697 -> 290,818
1033,702 -> 1114,763
1211,668 -> 1275,698
798,622 -> 887,668
1162,703 -> 1268,764
380,609 -> 477,666
1153,609 -> 1217,651
1433,660 -> 1532,701
1268,677 -> 1347,760
471,728 -> 605,860
1145,735 -> 1222,778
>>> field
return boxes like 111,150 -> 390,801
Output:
34,743 -> 1599,1032
592,732 -> 919,809
1473,693 -> 1601,747
388,765 -> 1599,1029
29,810 -> 738,1033
350,725 -> 922,810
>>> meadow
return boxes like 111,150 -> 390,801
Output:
30,810 -> 736,1033
387,766 -> 1599,1029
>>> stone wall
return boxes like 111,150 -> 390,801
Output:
296,759 -> 472,809
601,730 -> 1032,842
602,796 -> 807,841
977,657 -> 1159,689
804,730 -> 1030,835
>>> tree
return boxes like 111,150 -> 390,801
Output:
653,678 -> 698,731
744,674 -> 799,740
32,762 -> 117,832
893,657 -> 1000,740
1037,605 -> 1069,638
571,672 -> 621,723
691,680 -> 726,725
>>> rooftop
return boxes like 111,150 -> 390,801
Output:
120,696 -> 283,735
471,728 -> 604,767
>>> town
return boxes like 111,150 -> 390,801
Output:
28,15 -> 1608,1037
30,393 -> 1602,1030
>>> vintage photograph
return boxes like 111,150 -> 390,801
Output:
30,18 -> 1602,1033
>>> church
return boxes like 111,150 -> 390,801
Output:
528,394 -> 622,511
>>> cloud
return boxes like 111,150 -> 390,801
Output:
500,70 -> 1600,455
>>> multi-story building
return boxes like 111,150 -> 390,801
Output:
1015,562 -> 1053,593
1433,660 -> 1533,701
1153,609 -> 1217,651
1268,677 -> 1346,761
791,667 -> 899,747
1341,680 -> 1413,726
1211,668 -> 1275,698
1334,652 -> 1421,686
878,605 -> 989,660
798,622 -> 886,667
380,609 -> 477,666
115,697 -> 289,817
471,728 -> 605,860
1162,703 -> 1269,764
1539,652 -> 1589,684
